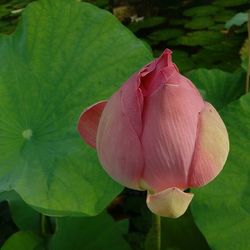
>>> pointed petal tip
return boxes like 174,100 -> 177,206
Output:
77,101 -> 107,148
146,187 -> 194,218
158,48 -> 173,66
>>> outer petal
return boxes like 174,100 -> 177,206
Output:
77,101 -> 107,148
96,91 -> 144,190
121,73 -> 144,136
188,102 -> 229,187
142,83 -> 204,192
146,187 -> 194,218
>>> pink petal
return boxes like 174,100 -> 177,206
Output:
96,91 -> 144,190
146,187 -> 194,218
188,102 -> 229,187
121,73 -> 144,136
77,101 -> 107,148
139,49 -> 172,96
142,82 -> 204,192
120,49 -> 178,135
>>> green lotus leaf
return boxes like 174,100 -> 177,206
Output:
172,50 -> 195,72
185,17 -> 215,30
208,23 -> 225,31
1,231 -> 43,250
225,12 -> 248,29
213,0 -> 249,7
49,212 -> 131,250
187,68 -> 245,109
191,93 -> 250,250
190,46 -> 242,71
213,9 -> 236,23
0,0 -> 152,216
178,31 -> 224,46
0,191 -> 41,233
147,28 -> 184,43
169,18 -> 188,26
83,0 -> 109,8
145,209 -> 210,250
128,16 -> 166,33
183,5 -> 219,17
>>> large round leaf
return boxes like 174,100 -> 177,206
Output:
145,209 -> 210,250
49,212 -> 131,250
183,5 -> 219,17
178,31 -> 224,46
0,0 -> 153,216
0,191 -> 41,234
2,231 -> 43,250
186,69 -> 245,110
191,93 -> 250,249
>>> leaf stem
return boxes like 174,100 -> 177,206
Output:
41,214 -> 46,236
246,10 -> 250,93
152,213 -> 161,250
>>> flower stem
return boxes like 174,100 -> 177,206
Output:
152,214 -> 161,250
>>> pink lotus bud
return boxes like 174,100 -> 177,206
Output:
78,49 -> 229,218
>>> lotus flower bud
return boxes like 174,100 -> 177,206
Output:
78,49 -> 229,218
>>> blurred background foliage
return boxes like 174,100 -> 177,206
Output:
0,0 -> 248,73
0,0 -> 249,249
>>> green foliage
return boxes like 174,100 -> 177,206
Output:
185,17 -> 215,30
145,210 -> 210,250
0,0 -> 249,249
240,39 -> 249,71
192,93 -> 250,250
187,69 -> 245,110
225,12 -> 248,29
1,231 -> 43,250
0,0 -> 33,34
183,5 -> 219,17
83,0 -> 109,8
128,17 -> 166,33
172,50 -> 195,72
169,18 -> 188,26
178,31 -> 224,46
0,0 -> 152,216
49,212 -> 131,250
213,9 -> 236,23
0,192 -> 41,234
213,0 -> 249,7
147,29 -> 184,43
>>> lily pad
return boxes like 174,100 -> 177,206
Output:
0,0 -> 152,216
49,212 -> 131,250
169,18 -> 188,26
84,0 -> 109,8
147,28 -> 184,43
178,31 -> 224,46
145,209 -> 210,250
225,12 -> 248,29
213,0 -> 249,7
213,10 -> 236,23
187,68 -> 245,110
1,231 -> 43,250
0,4 -> 11,17
128,16 -> 166,33
185,16 -> 215,30
208,23 -> 226,31
191,40 -> 242,71
191,93 -> 250,250
183,5 -> 219,17
0,191 -> 41,234
172,50 -> 195,72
